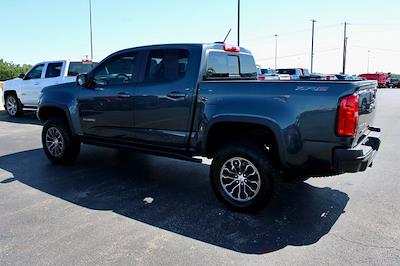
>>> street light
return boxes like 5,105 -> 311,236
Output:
310,19 -> 316,73
367,50 -> 371,73
89,0 -> 94,60
342,22 -> 348,74
274,34 -> 278,69
237,0 -> 240,46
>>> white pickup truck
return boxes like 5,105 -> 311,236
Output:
2,60 -> 97,117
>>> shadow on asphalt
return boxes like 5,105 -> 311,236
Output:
0,146 -> 349,254
0,111 -> 42,125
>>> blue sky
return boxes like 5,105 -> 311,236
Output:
1,0 -> 399,74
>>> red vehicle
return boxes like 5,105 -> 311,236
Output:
359,73 -> 388,88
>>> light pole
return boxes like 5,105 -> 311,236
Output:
237,0 -> 240,46
274,34 -> 278,69
310,19 -> 316,73
342,22 -> 348,74
89,0 -> 94,60
367,50 -> 371,73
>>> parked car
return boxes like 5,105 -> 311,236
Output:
276,68 -> 309,80
2,59 -> 97,117
300,73 -> 326,80
257,67 -> 279,80
37,43 -> 381,212
359,73 -> 388,88
386,77 -> 400,88
335,74 -> 354,80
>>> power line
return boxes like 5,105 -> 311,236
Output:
351,23 -> 400,26
242,23 -> 341,42
350,45 -> 400,53
257,47 -> 341,62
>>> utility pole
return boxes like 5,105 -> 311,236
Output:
342,22 -> 348,74
274,34 -> 278,69
310,19 -> 316,73
367,50 -> 371,73
237,0 -> 240,46
89,0 -> 94,60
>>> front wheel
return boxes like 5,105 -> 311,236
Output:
5,94 -> 23,117
42,118 -> 81,164
210,142 -> 278,212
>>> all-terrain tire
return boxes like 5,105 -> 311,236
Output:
210,142 -> 279,212
42,118 -> 80,164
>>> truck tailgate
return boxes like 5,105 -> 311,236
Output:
354,81 -> 378,145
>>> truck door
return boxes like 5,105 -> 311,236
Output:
132,48 -> 198,149
42,61 -> 64,88
20,64 -> 45,106
77,51 -> 142,141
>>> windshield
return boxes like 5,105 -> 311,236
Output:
68,62 -> 98,76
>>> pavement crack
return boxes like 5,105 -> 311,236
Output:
332,233 -> 400,253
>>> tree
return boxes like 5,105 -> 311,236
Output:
0,59 -> 32,81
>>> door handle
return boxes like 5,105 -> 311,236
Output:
167,91 -> 186,99
117,92 -> 131,98
34,82 -> 40,85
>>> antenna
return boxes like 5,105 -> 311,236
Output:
223,28 -> 232,43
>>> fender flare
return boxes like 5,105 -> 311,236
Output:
201,114 -> 287,165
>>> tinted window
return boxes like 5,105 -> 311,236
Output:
261,68 -> 275,75
68,62 -> 98,76
145,49 -> 189,82
276,69 -> 296,75
92,53 -> 137,86
25,64 -> 44,79
206,52 -> 257,79
45,62 -> 63,78
240,54 -> 257,78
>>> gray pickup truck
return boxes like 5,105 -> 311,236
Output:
37,43 -> 381,212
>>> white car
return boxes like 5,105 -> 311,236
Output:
276,68 -> 309,80
2,60 -> 97,117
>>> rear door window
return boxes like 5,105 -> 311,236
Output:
45,62 -> 63,78
206,51 -> 257,79
144,49 -> 189,83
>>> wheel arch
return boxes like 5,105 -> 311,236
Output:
202,115 -> 286,166
37,104 -> 76,137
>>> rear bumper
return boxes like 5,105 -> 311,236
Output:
333,127 -> 381,173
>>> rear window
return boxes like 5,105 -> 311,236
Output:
68,62 -> 98,76
276,69 -> 296,75
205,51 -> 257,79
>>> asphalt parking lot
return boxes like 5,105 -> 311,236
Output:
0,89 -> 399,265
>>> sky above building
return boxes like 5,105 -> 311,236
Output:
1,0 -> 399,74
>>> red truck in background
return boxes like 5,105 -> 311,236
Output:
359,73 -> 388,88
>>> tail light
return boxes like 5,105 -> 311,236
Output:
337,94 -> 359,136
258,76 -> 265,81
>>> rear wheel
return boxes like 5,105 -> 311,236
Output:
42,118 -> 80,164
210,142 -> 278,212
5,94 -> 23,117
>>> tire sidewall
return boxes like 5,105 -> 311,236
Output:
42,118 -> 80,164
210,143 -> 275,212
5,94 -> 22,117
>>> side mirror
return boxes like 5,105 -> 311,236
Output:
18,73 -> 25,79
76,73 -> 88,87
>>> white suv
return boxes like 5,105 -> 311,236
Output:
2,60 -> 96,117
